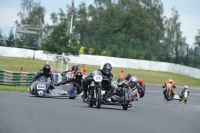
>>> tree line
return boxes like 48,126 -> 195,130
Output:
0,0 -> 200,68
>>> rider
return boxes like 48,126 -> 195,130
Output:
124,74 -> 132,82
60,65 -> 79,77
179,85 -> 190,99
31,64 -> 54,93
128,76 -> 145,99
162,78 -> 176,99
138,79 -> 146,91
54,65 -> 82,94
117,73 -> 132,83
83,63 -> 114,102
116,76 -> 144,100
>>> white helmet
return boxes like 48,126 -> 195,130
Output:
129,76 -> 138,88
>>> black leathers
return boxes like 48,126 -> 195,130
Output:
83,69 -> 114,99
55,77 -> 82,94
31,69 -> 54,85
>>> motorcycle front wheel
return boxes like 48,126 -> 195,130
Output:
95,87 -> 102,108
89,89 -> 94,107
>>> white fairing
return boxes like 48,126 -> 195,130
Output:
93,75 -> 103,82
184,91 -> 188,98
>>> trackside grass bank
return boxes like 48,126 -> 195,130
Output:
0,56 -> 199,91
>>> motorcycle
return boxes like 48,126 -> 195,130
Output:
165,83 -> 174,101
28,75 -> 77,99
164,83 -> 189,103
84,72 -> 132,110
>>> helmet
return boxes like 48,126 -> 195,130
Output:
126,74 -> 132,80
138,79 -> 143,85
43,64 -> 50,74
117,78 -> 123,83
102,63 -> 112,74
168,78 -> 173,83
129,76 -> 138,88
184,85 -> 188,90
71,65 -> 79,73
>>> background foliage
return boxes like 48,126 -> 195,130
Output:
0,0 -> 200,68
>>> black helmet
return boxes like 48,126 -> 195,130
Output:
126,74 -> 132,80
117,78 -> 123,83
102,63 -> 112,74
43,64 -> 50,74
72,65 -> 79,73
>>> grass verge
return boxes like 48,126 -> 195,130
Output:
0,56 -> 199,91
0,85 -> 28,92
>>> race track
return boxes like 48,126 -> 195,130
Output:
0,85 -> 200,133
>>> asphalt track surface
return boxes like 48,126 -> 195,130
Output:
0,85 -> 200,133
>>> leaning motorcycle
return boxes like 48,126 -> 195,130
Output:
84,71 -> 132,110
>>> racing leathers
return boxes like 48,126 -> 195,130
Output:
162,81 -> 176,99
54,71 -> 83,95
83,69 -> 114,102
31,69 -> 54,92
180,87 -> 190,99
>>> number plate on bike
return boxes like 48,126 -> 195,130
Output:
37,84 -> 46,90
93,75 -> 102,82
66,72 -> 73,78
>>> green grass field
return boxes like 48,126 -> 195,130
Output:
0,56 -> 200,90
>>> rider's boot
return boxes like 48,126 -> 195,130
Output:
83,89 -> 88,102
77,87 -> 82,95
103,91 -> 112,102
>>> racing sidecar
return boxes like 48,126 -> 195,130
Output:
28,76 -> 78,99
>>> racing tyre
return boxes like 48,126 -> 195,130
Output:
95,87 -> 101,108
122,105 -> 128,110
69,96 -> 75,99
89,89 -> 94,107
138,88 -> 145,98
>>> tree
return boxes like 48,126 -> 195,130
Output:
163,7 -> 187,63
194,29 -> 200,46
6,30 -> 15,47
41,21 -> 80,55
0,30 -> 6,46
15,0 -> 46,48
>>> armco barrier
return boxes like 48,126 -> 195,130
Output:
0,69 -> 36,86
0,69 -> 62,86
